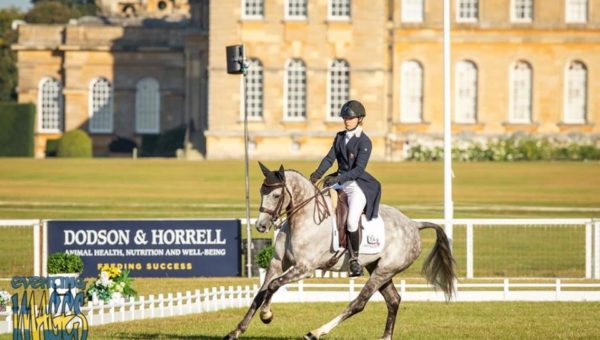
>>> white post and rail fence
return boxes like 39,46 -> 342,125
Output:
1,218 -> 600,333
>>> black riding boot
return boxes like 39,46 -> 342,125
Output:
348,230 -> 363,277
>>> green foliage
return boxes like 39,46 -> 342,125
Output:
0,103 -> 35,157
256,245 -> 274,269
47,252 -> 83,274
24,1 -> 81,24
407,133 -> 600,162
86,266 -> 137,303
0,8 -> 23,102
57,129 -> 92,158
141,125 -> 186,157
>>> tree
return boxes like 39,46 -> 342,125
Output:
0,8 -> 23,102
29,0 -> 97,17
24,2 -> 82,24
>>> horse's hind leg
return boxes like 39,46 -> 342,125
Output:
378,279 -> 401,340
304,271 -> 392,340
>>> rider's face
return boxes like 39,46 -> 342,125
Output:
343,116 -> 359,131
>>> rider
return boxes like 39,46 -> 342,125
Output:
310,100 -> 382,277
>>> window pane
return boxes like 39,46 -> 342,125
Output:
39,77 -> 63,132
89,78 -> 113,133
566,0 -> 587,23
510,61 -> 532,123
244,59 -> 264,119
287,0 -> 307,18
455,61 -> 478,123
402,0 -> 424,23
285,59 -> 307,119
329,0 -> 350,19
401,60 -> 423,123
136,78 -> 160,134
457,0 -> 479,21
564,61 -> 587,123
328,59 -> 350,118
243,0 -> 264,18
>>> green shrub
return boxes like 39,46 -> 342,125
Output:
0,103 -> 35,157
47,252 -> 84,274
57,129 -> 92,158
257,245 -> 274,269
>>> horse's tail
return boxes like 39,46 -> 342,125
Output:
418,221 -> 457,301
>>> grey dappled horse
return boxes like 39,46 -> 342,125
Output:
224,164 -> 456,340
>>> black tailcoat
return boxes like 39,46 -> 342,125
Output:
314,130 -> 381,220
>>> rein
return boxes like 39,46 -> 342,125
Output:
260,177 -> 331,229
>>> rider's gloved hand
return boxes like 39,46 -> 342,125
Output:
310,172 -> 320,184
323,176 -> 339,187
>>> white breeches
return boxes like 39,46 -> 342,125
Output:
340,181 -> 366,233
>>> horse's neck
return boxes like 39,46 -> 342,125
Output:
286,172 -> 334,244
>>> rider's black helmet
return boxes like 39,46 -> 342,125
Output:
340,100 -> 366,118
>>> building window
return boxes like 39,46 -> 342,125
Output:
38,77 -> 63,133
286,0 -> 307,20
327,59 -> 350,119
455,60 -> 478,123
511,0 -> 533,22
241,58 -> 264,120
564,61 -> 587,124
402,0 -> 424,23
457,0 -> 478,22
284,59 -> 307,120
565,0 -> 587,23
89,77 -> 114,133
509,61 -> 532,124
328,0 -> 350,21
242,0 -> 264,19
135,78 -> 160,134
400,60 -> 424,123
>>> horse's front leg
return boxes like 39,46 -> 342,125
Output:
258,256 -> 284,324
224,264 -> 312,340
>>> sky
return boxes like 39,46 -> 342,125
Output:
1,0 -> 31,11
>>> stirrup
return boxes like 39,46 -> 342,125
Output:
349,258 -> 363,277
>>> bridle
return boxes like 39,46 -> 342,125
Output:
259,176 -> 330,229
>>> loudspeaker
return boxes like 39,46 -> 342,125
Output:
226,45 -> 245,74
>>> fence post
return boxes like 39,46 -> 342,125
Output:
158,294 -> 164,317
149,295 -> 155,318
194,290 -> 201,313
227,286 -> 234,309
177,292 -> 183,315
86,302 -> 94,326
503,279 -> 509,300
99,301 -> 105,325
349,279 -> 355,301
167,293 -> 174,316
129,297 -> 136,321
186,291 -> 192,314
140,296 -> 145,319
33,221 -> 40,276
467,223 -> 474,279
555,279 -> 561,300
236,286 -> 242,308
211,288 -> 218,311
586,222 -> 593,279
594,222 -> 600,279
298,280 -> 304,302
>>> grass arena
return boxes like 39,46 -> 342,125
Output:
1,159 -> 600,339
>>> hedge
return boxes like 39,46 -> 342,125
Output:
141,125 -> 186,157
0,103 -> 35,157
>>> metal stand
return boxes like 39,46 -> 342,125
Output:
240,61 -> 252,278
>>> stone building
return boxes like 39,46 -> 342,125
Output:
207,0 -> 600,160
13,0 -> 600,159
13,0 -> 208,158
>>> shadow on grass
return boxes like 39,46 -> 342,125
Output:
108,334 -> 297,340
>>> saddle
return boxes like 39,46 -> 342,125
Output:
334,190 -> 361,249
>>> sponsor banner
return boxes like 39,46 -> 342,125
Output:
47,219 -> 241,277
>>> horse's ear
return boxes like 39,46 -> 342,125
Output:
258,161 -> 270,177
278,165 -> 285,178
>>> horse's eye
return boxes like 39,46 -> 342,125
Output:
273,194 -> 281,199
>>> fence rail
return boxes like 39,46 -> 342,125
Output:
2,279 -> 600,334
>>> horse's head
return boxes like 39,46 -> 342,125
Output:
256,162 -> 292,233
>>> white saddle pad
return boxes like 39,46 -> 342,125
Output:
331,214 -> 385,255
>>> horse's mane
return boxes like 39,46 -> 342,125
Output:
285,168 -> 307,179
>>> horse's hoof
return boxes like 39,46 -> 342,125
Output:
260,310 -> 273,324
222,333 -> 238,340
304,332 -> 318,340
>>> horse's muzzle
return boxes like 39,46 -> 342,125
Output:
255,215 -> 272,233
